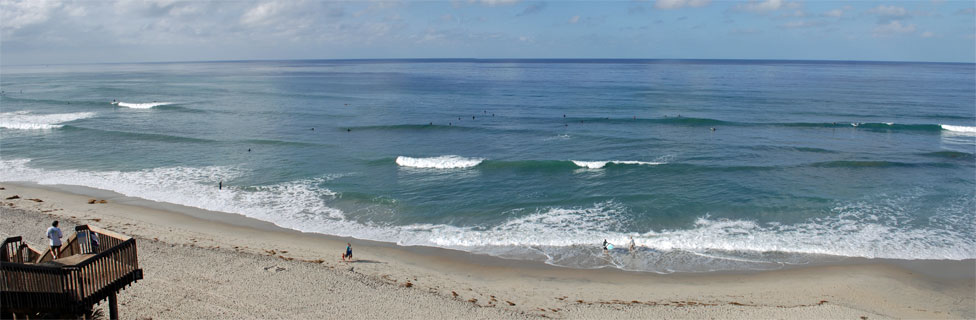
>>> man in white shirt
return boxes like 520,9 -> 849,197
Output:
47,221 -> 63,259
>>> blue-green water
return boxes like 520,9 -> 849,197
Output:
2,60 -> 974,273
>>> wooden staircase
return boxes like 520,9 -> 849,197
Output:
1,225 -> 143,319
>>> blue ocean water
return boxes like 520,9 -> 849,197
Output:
2,59 -> 974,273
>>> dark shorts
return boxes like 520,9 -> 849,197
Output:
51,245 -> 61,249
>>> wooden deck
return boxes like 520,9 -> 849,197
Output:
1,225 -> 143,319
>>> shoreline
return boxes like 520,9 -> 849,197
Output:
9,180 -> 974,279
1,181 -> 973,318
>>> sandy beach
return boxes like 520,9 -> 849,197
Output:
1,182 -> 973,319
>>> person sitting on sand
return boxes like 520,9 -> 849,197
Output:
342,243 -> 353,261
47,221 -> 63,259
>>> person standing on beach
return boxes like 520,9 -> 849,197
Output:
219,180 -> 222,190
342,243 -> 353,261
47,221 -> 63,259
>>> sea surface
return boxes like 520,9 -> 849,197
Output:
2,59 -> 974,273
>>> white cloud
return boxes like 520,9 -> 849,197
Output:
868,5 -> 912,23
470,0 -> 520,6
823,9 -> 843,18
873,20 -> 916,36
0,0 -> 62,32
781,20 -> 821,28
241,2 -> 287,26
568,15 -> 580,24
921,31 -> 935,38
869,5 -> 907,17
736,0 -> 794,13
654,0 -> 710,10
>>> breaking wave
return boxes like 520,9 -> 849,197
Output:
115,102 -> 173,109
0,111 -> 96,130
395,155 -> 485,169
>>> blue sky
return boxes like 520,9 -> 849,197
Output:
1,0 -> 974,65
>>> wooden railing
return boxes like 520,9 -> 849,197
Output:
66,233 -> 140,305
0,262 -> 73,312
2,236 -> 41,264
1,225 -> 142,317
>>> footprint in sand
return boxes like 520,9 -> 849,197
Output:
263,266 -> 287,273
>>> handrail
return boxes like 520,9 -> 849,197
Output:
2,237 -> 41,264
2,236 -> 23,262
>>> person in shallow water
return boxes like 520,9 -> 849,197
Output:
602,239 -> 610,254
629,236 -> 636,256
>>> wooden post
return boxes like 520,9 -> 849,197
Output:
109,292 -> 119,320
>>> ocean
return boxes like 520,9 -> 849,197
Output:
2,59 -> 974,273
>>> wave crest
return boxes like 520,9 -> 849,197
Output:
941,124 -> 976,134
571,160 -> 664,169
0,111 -> 96,130
395,155 -> 484,169
116,102 -> 173,109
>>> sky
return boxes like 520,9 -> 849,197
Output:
1,0 -> 974,65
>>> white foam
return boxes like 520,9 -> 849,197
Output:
0,111 -> 96,130
395,155 -> 484,169
2,159 -> 972,273
571,160 -> 664,169
116,102 -> 172,109
941,124 -> 976,134
0,158 -> 346,233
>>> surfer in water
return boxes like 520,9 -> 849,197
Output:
602,239 -> 610,254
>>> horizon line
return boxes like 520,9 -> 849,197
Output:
3,57 -> 974,67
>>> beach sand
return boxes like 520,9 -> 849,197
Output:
1,182 -> 973,319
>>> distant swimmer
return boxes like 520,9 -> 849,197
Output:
459,117 -> 462,120
492,114 -> 495,117
633,116 -> 636,120
449,122 -> 452,126
472,116 -> 475,120
484,110 -> 487,114
710,127 -> 716,131
429,122 -> 433,125
347,128 -> 351,132
564,124 -> 568,127
311,128 -> 314,131
248,148 -> 251,152
563,114 -> 566,118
